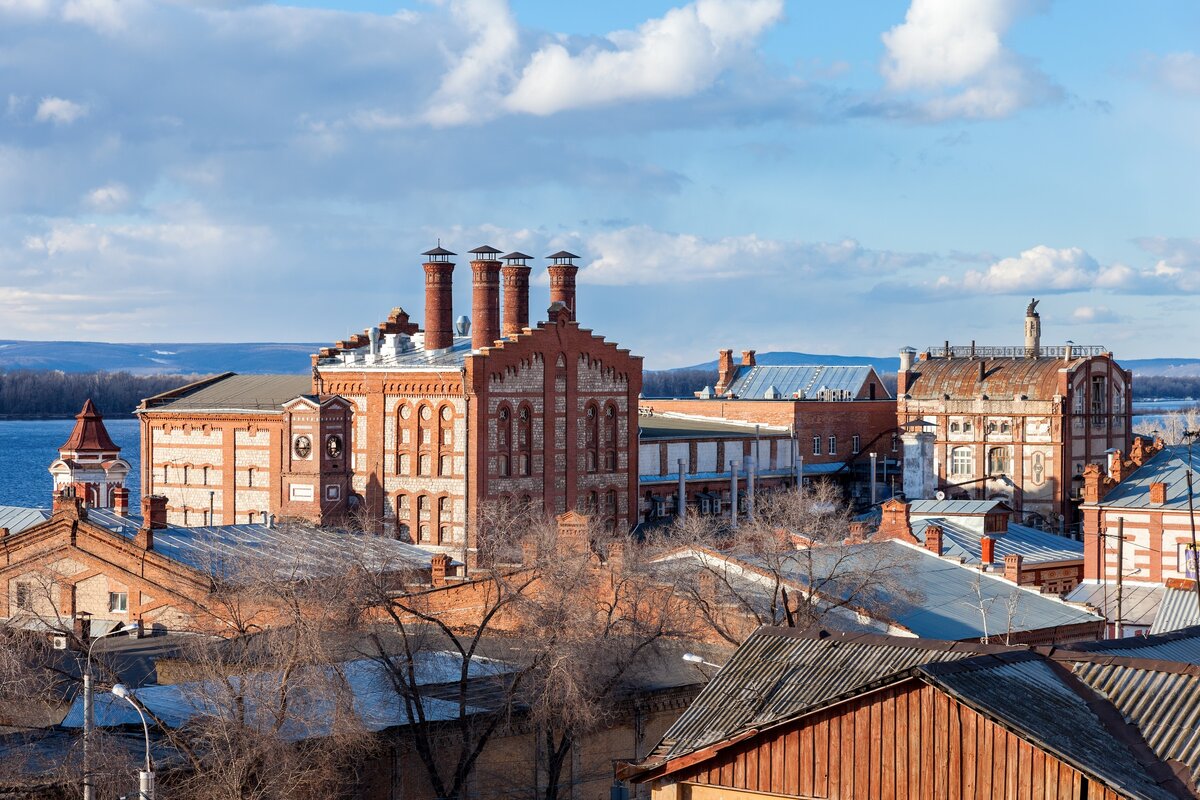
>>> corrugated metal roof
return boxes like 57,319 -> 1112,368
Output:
1071,627 -> 1200,665
141,373 -> 313,413
921,655 -> 1180,800
637,415 -> 789,440
1151,589 -> 1200,635
1070,658 -> 1200,791
653,629 -> 994,761
725,365 -> 879,400
0,505 -> 49,535
81,509 -> 437,580
910,518 -> 1084,566
904,356 -> 1079,401
1096,445 -> 1200,511
909,499 -> 1006,515
1066,582 -> 1164,628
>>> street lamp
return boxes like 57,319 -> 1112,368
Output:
111,684 -> 154,800
682,653 -> 722,669
82,622 -> 139,800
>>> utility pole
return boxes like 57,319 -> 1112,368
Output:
869,452 -> 878,505
1115,516 -> 1125,639
1185,430 -> 1200,620
729,460 -> 739,531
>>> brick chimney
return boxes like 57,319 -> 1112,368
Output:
925,524 -> 943,556
1109,450 -> 1126,484
897,347 -> 916,395
546,251 -> 579,321
501,251 -> 532,337
1004,553 -> 1024,584
715,349 -> 735,395
52,489 -> 86,521
0,528 -> 8,539
422,245 -> 456,351
112,486 -> 130,517
980,535 -> 996,565
741,350 -> 756,367
469,245 -> 502,350
876,497 -> 913,541
430,553 -> 451,586
137,495 -> 167,550
1150,482 -> 1167,506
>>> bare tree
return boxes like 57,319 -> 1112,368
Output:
651,482 -> 918,645
1135,407 -> 1200,444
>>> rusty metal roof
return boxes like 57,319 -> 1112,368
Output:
903,356 -> 1074,400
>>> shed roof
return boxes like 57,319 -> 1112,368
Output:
637,414 -> 789,440
724,364 -> 880,400
0,506 -> 49,536
910,518 -> 1084,566
1066,582 -> 1164,628
140,373 -> 313,414
909,498 -> 1008,516
1151,588 -> 1200,636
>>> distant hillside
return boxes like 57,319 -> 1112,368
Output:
0,341 -> 321,375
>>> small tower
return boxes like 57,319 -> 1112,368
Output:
1024,298 -> 1041,358
48,399 -> 130,508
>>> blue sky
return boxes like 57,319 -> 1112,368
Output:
0,0 -> 1197,368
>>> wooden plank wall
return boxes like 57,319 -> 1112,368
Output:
674,680 -> 1127,800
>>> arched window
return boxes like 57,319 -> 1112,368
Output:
419,454 -> 431,476
497,405 -> 513,477
950,447 -> 974,476
247,468 -> 255,487
439,525 -> 449,544
606,490 -> 617,515
439,455 -> 452,476
828,436 -> 837,455
585,403 -> 599,474
963,420 -> 973,434
988,447 -> 1009,476
605,403 -> 618,443
950,421 -> 960,433
518,404 -> 533,476
1000,420 -> 1011,433
586,491 -> 599,513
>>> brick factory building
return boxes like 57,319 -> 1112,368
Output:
640,353 -> 898,508
896,299 -> 1132,532
139,246 -> 641,559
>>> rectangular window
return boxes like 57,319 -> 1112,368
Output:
15,583 -> 31,611
828,436 -> 837,455
812,436 -> 822,456
108,592 -> 128,613
891,434 -> 899,453
951,447 -> 974,476
852,435 -> 861,454
1091,376 -> 1107,427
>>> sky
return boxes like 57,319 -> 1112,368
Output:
0,0 -> 1198,369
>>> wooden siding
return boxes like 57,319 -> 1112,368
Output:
667,679 -> 1128,800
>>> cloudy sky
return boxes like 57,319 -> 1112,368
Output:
1,0 -> 1197,368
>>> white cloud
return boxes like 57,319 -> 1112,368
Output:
84,182 -> 131,212
1071,305 -> 1120,324
62,0 -> 142,33
880,0 -> 1057,120
34,96 -> 88,125
1148,52 -> 1200,95
504,0 -> 783,116
0,0 -> 53,18
935,245 -> 1133,294
423,0 -> 519,127
1135,237 -> 1200,292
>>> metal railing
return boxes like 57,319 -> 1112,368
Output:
924,344 -> 1106,359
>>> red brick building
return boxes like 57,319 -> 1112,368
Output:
896,299 -> 1132,531
310,247 -> 642,554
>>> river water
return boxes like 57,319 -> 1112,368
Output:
0,402 -> 1196,508
0,418 -> 141,508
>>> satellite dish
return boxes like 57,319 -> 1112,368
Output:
935,490 -> 946,500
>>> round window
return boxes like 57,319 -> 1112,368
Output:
441,406 -> 453,421
399,405 -> 411,420
293,435 -> 312,459
420,406 -> 433,421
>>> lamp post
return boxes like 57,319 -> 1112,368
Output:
1183,430 -> 1200,620
82,622 -> 139,800
111,684 -> 154,800
681,653 -> 722,669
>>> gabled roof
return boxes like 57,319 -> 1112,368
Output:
910,517 -> 1084,566
909,498 -> 1010,516
1066,581 -> 1164,628
1096,445 -> 1200,511
140,373 -> 314,414
0,506 -> 50,536
724,364 -> 882,400
59,399 -> 120,453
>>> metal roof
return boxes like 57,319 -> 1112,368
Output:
1096,445 -> 1200,511
1069,657 -> 1200,791
140,373 -> 313,414
651,628 -> 996,761
909,498 -> 1007,516
80,508 -> 438,581
637,415 -> 790,440
1069,627 -> 1200,665
0,506 -> 49,535
910,518 -> 1084,566
317,333 -> 477,372
1151,588 -> 1200,635
1066,582 -> 1164,628
724,364 -> 879,400
921,655 -> 1180,800
904,356 -> 1085,401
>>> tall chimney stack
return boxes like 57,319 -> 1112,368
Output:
1024,298 -> 1041,358
897,347 -> 916,395
422,246 -> 456,351
469,245 -> 502,350
501,251 -> 532,337
546,251 -> 579,322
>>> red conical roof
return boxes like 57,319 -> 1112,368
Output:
60,399 -> 120,454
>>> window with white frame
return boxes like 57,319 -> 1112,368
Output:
852,435 -> 861,454
828,436 -> 837,455
950,446 -> 973,476
812,436 -> 821,455
108,592 -> 128,613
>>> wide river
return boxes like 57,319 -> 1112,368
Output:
0,402 -> 1197,508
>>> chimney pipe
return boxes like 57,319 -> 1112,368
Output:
925,524 -> 943,557
546,251 -> 579,321
469,245 -> 502,350
980,535 -> 996,565
422,246 -> 456,351
501,251 -> 532,337
113,486 -> 130,516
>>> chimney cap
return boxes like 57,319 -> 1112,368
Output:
422,245 -> 456,260
502,251 -> 533,263
547,250 -> 580,264
468,244 -> 502,257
